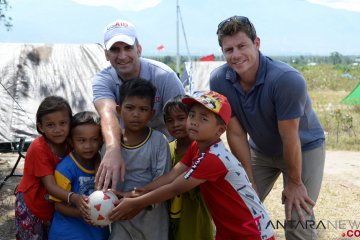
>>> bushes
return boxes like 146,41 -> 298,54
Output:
305,63 -> 360,151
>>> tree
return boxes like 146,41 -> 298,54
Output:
0,0 -> 12,31
329,51 -> 342,65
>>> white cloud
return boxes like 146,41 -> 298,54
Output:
72,0 -> 162,12
306,0 -> 360,12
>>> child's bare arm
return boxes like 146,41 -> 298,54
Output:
141,162 -> 188,193
55,202 -> 81,217
111,163 -> 187,200
109,173 -> 205,221
112,163 -> 187,199
54,196 -> 92,224
42,175 -> 70,201
41,175 -> 82,207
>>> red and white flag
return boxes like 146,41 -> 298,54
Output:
156,44 -> 165,51
199,54 -> 215,61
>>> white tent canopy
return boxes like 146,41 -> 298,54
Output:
0,43 -> 109,146
181,61 -> 225,94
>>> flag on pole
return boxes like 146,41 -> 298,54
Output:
199,54 -> 215,61
156,44 -> 165,51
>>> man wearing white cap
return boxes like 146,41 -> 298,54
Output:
92,19 -> 185,191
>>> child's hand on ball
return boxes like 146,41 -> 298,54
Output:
80,195 -> 91,223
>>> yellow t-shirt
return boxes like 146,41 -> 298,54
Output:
168,140 -> 214,240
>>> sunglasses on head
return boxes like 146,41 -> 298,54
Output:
217,16 -> 252,34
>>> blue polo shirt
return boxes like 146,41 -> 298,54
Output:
210,52 -> 324,157
49,152 -> 110,240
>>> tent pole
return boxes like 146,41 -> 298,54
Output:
176,0 -> 180,74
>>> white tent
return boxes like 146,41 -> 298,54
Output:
181,61 -> 225,94
0,43 -> 109,149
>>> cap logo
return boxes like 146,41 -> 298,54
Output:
182,91 -> 231,125
197,94 -> 221,113
107,21 -> 129,31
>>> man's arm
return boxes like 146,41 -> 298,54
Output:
278,118 -> 315,222
94,98 -> 125,191
226,116 -> 256,189
109,170 -> 204,221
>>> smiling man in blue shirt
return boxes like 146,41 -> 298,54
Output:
210,15 -> 325,240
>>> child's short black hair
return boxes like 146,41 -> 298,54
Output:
119,78 -> 157,108
71,111 -> 100,134
163,95 -> 190,120
36,96 -> 72,134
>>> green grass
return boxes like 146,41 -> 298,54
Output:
301,64 -> 360,151
296,64 -> 359,91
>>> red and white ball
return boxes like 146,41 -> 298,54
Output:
88,190 -> 118,226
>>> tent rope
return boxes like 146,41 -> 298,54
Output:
0,81 -> 36,125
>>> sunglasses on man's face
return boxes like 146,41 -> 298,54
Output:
217,16 -> 251,34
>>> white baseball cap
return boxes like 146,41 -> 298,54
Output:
103,20 -> 137,50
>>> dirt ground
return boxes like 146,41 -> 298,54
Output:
263,151 -> 360,240
0,150 -> 359,240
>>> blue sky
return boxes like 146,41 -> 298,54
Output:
0,0 -> 360,56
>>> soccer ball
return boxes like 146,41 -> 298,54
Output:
88,190 -> 118,226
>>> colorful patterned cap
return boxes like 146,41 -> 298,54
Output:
182,91 -> 232,125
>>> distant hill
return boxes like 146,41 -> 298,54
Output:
1,0 -> 360,56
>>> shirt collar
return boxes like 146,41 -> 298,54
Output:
256,51 -> 267,86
